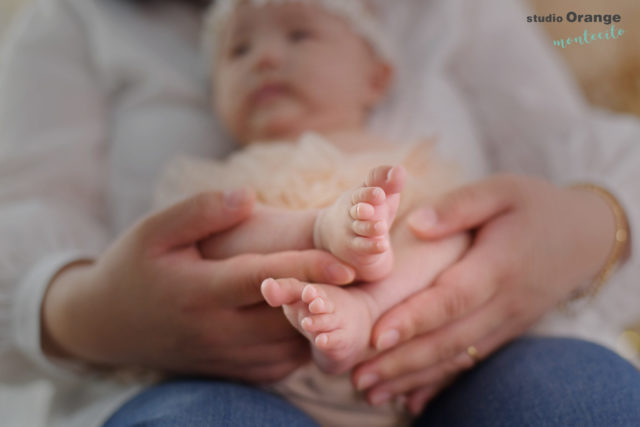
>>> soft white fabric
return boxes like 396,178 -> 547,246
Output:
0,0 -> 638,425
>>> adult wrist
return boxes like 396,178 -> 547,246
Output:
566,183 -> 630,301
41,259 -> 97,360
11,252 -> 101,381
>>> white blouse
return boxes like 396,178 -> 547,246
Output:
0,0 -> 638,425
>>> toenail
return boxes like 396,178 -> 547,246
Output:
316,334 -> 329,347
386,167 -> 395,183
357,373 -> 379,390
301,317 -> 312,329
311,298 -> 325,312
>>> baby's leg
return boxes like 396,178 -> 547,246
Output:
262,223 -> 470,374
199,205 -> 318,259
314,165 -> 406,281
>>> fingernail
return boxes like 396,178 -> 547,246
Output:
357,373 -> 379,390
376,329 -> 399,351
326,263 -> 354,284
408,208 -> 437,233
223,188 -> 248,209
370,391 -> 392,406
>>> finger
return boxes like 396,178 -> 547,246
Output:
208,354 -> 310,384
141,189 -> 255,251
406,385 -> 442,415
203,250 -> 355,306
407,174 -> 518,239
363,352 -> 469,406
371,235 -> 505,350
381,293 -> 533,383
208,305 -> 301,345
261,278 -> 306,308
354,299 -> 505,390
208,337 -> 310,369
464,311 -> 532,364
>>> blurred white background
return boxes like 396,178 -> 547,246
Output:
0,0 -> 638,425
2,2 -> 52,426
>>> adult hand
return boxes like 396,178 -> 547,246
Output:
352,174 -> 618,411
42,189 -> 355,383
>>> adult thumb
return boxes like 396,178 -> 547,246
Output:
141,188 -> 255,250
407,176 -> 514,239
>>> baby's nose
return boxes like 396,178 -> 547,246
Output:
253,40 -> 285,72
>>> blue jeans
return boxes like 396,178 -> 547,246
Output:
104,337 -> 640,426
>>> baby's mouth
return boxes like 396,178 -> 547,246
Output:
249,82 -> 290,106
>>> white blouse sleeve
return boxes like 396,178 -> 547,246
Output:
0,0 -> 110,379
448,0 -> 640,331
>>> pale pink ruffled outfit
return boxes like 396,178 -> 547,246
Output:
156,132 -> 461,218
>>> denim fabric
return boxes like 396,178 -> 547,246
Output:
103,379 -> 319,426
105,337 -> 640,426
414,337 -> 640,427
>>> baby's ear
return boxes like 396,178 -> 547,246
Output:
366,60 -> 394,108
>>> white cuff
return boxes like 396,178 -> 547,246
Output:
12,251 -> 96,383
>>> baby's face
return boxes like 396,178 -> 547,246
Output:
213,2 -> 391,144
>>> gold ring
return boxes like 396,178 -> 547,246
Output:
466,345 -> 480,361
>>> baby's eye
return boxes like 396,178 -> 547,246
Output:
229,42 -> 250,58
288,29 -> 312,42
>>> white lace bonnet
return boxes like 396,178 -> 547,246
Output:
203,0 -> 394,70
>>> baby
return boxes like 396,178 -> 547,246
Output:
157,0 -> 469,425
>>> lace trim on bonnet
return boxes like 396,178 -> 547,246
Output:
202,0 -> 395,70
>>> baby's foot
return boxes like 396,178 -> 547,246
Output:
314,165 -> 406,281
261,278 -> 377,374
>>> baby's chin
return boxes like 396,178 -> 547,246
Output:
241,114 -> 309,143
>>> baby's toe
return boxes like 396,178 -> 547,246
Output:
309,296 -> 334,314
301,314 -> 339,334
301,284 -> 320,304
261,278 -> 305,307
365,165 -> 407,195
350,236 -> 389,254
352,187 -> 386,206
350,202 -> 375,220
315,330 -> 349,353
352,220 -> 387,237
